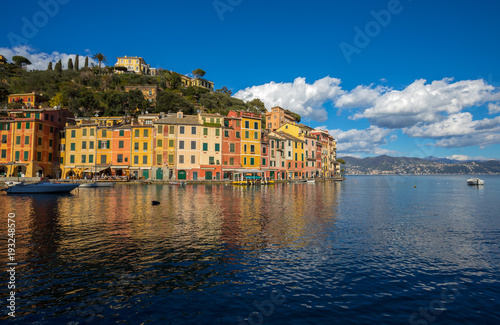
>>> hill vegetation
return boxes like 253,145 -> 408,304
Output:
0,55 -> 270,119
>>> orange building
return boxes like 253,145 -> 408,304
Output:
7,93 -> 49,108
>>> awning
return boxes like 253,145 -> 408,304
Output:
140,167 -> 151,170
223,168 -> 262,173
111,165 -> 130,169
1,162 -> 29,166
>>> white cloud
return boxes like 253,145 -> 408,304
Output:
319,125 -> 398,155
334,84 -> 386,109
446,155 -> 496,162
488,102 -> 500,114
352,78 -> 495,128
0,45 -> 98,70
434,133 -> 500,148
234,77 -> 344,122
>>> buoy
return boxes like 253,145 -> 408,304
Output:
152,200 -> 160,205
414,185 -> 416,188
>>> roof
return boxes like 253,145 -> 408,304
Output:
154,115 -> 201,126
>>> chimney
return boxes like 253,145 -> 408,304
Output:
177,111 -> 183,118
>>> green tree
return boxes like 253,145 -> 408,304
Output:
247,98 -> 266,114
337,158 -> 346,164
74,54 -> 79,71
67,58 -> 73,70
192,68 -> 206,78
84,56 -> 89,68
215,86 -> 232,96
47,62 -> 53,70
155,90 -> 195,115
12,55 -> 31,69
54,59 -> 62,73
168,71 -> 182,89
49,92 -> 66,107
92,53 -> 107,74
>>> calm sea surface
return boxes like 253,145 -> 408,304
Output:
1,175 -> 499,324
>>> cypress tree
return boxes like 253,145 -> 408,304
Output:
84,56 -> 89,68
68,58 -> 73,70
55,59 -> 62,73
75,54 -> 79,71
47,62 -> 53,70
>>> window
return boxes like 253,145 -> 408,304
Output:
191,141 -> 196,150
90,128 -> 94,136
143,142 -> 148,150
191,155 -> 196,164
119,140 -> 124,148
49,139 -> 53,147
254,132 -> 258,140
203,128 -> 208,136
250,145 -> 255,153
158,125 -> 163,133
117,154 -> 123,163
245,121 -> 249,128
215,129 -> 220,136
38,123 -> 43,131
157,154 -> 162,165
88,141 -> 93,150
17,122 -> 21,129
179,155 -> 184,163
215,143 -> 220,152
262,158 -> 266,166
48,153 -> 52,162
142,156 -> 148,164
169,126 -> 175,134
15,151 -> 20,161
70,155 -> 75,164
244,157 -> 247,165
144,129 -> 148,137
0,149 -> 5,158
102,130 -> 107,137
134,155 -> 139,165
179,126 -> 185,134
82,141 -> 87,150
245,131 -> 249,138
71,130 -> 76,138
168,154 -> 174,164
236,131 -> 240,138
16,136 -> 21,145
254,122 -> 258,129
119,130 -> 124,137
135,129 -> 139,137
209,157 -> 215,165
89,155 -> 93,164
38,137 -> 42,146
236,121 -> 240,127
191,126 -> 197,135
26,122 -> 30,129
25,136 -> 30,145
229,143 -> 235,153
50,126 -> 53,133
224,130 -> 229,137
244,144 -> 247,153
250,157 -> 255,165
70,143 -> 75,151
169,140 -> 174,147
301,154 -> 304,161
81,155 -> 86,163
230,157 -> 234,165
157,139 -> 162,147
203,143 -> 208,151
179,141 -> 184,149
262,147 -> 266,154
83,128 -> 87,136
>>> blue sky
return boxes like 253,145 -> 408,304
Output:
1,0 -> 500,159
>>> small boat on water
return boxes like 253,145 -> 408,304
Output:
79,182 -> 115,188
306,179 -> 315,183
4,180 -> 80,194
5,181 -> 22,186
467,177 -> 485,185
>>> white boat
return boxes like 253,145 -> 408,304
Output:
5,181 -> 22,186
4,181 -> 80,194
306,179 -> 316,183
79,182 -> 115,188
467,177 -> 485,185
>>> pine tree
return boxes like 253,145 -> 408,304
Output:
84,56 -> 89,68
47,62 -> 53,70
68,58 -> 73,70
75,54 -> 79,71
55,59 -> 62,73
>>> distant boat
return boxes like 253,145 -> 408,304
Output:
79,182 -> 115,188
467,177 -> 485,186
4,181 -> 80,194
306,179 -> 316,183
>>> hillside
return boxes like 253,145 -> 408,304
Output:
340,155 -> 500,175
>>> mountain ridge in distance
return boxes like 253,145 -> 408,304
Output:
339,155 -> 500,175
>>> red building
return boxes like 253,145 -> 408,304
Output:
7,93 -> 49,108
222,112 -> 242,180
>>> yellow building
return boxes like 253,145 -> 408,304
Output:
180,75 -> 215,92
229,111 -> 262,169
114,56 -> 157,75
130,124 -> 154,179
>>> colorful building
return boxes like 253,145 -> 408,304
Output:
7,93 -> 49,108
0,107 -> 72,178
230,111 -> 262,169
180,75 -> 215,92
114,56 -> 157,75
222,113 -> 242,180
265,106 -> 297,131
198,113 -> 223,180
124,85 -> 159,105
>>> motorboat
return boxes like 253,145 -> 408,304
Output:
306,179 -> 316,183
4,180 -> 80,194
79,181 -> 115,188
467,177 -> 485,185
5,181 -> 23,186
